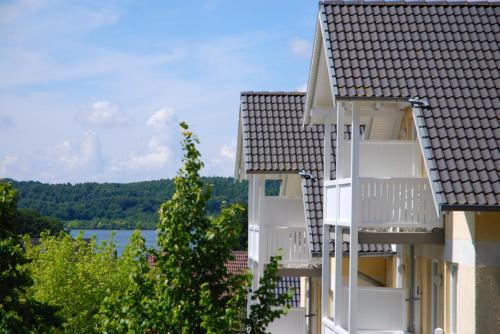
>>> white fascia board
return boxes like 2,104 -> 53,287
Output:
319,4 -> 339,113
304,15 -> 323,126
233,110 -> 245,180
412,106 -> 444,218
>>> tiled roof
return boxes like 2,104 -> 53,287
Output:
276,276 -> 301,308
240,92 -> 324,173
320,1 -> 500,206
239,92 -> 396,254
226,250 -> 248,275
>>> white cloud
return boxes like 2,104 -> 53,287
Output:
56,130 -> 104,173
297,82 -> 307,92
76,101 -> 129,126
0,155 -> 19,178
126,135 -> 172,171
290,38 -> 311,58
0,115 -> 16,130
206,140 -> 236,176
146,108 -> 176,128
220,143 -> 236,160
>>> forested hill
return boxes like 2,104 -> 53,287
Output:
7,177 -> 249,230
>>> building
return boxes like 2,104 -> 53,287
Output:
303,1 -> 499,333
236,1 -> 499,333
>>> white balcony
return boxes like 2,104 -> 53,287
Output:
248,197 -> 315,266
325,177 -> 439,229
338,140 -> 423,178
324,287 -> 406,334
267,307 -> 306,334
325,140 -> 440,229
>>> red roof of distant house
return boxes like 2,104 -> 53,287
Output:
146,251 -> 248,276
226,251 -> 248,275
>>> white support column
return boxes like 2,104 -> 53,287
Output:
321,224 -> 331,326
348,103 -> 360,333
333,226 -> 343,325
256,175 -> 266,289
322,125 -> 332,329
334,103 -> 344,328
396,244 -> 404,288
336,104 -> 345,179
324,124 -> 332,182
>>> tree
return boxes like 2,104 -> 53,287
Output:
98,123 -> 291,333
24,232 -> 143,334
0,182 -> 61,333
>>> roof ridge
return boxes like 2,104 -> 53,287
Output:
320,0 -> 500,6
241,91 -> 306,96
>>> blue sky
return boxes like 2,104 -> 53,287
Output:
0,0 -> 316,183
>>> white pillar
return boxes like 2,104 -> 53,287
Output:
337,104 -> 345,179
322,124 -> 332,328
348,103 -> 360,333
396,244 -> 404,288
256,175 -> 266,289
321,224 -> 331,326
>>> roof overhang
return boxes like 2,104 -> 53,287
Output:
441,204 -> 500,212
304,10 -> 336,125
234,108 -> 245,181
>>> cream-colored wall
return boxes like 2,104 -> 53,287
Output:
475,266 -> 500,333
474,212 -> 500,333
329,255 -> 391,287
412,211 -> 500,333
280,174 -> 303,197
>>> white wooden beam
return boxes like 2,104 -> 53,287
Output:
321,224 -> 331,324
348,103 -> 360,333
336,103 -> 346,179
324,124 -> 332,182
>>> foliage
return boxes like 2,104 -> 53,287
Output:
0,182 -> 61,333
12,209 -> 65,237
7,176 -> 251,230
24,232 -> 143,333
96,232 -> 156,333
245,253 -> 293,334
98,123 -> 291,333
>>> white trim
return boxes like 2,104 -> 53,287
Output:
234,111 -> 245,180
304,15 -> 323,125
412,106 -> 443,218
449,263 -> 458,334
318,4 -> 338,102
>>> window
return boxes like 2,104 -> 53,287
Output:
450,264 -> 458,334
264,179 -> 281,196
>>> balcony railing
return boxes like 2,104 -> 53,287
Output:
248,197 -> 316,265
335,287 -> 407,332
338,140 -> 422,178
325,177 -> 440,229
267,307 -> 306,334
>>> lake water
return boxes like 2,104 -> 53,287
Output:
70,229 -> 157,255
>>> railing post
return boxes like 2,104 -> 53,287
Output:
333,226 -> 343,325
348,103 -> 360,333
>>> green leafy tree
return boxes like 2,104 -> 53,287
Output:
98,123 -> 291,333
24,232 -> 142,333
0,182 -> 61,333
245,253 -> 293,334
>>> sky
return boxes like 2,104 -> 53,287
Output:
0,0 -> 317,183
